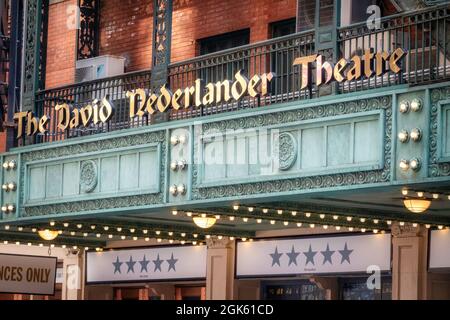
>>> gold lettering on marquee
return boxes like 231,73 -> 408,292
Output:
14,49 -> 405,138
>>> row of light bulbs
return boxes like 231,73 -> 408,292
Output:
1,204 -> 16,213
399,98 -> 422,114
0,240 -> 104,253
2,182 -> 16,192
50,221 -> 247,242
2,160 -> 17,171
399,158 -> 421,172
401,188 -> 450,200
179,205 -> 449,230
398,128 -> 422,143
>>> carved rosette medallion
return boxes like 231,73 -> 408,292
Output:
276,132 -> 297,171
80,160 -> 98,193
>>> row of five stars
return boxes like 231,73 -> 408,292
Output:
270,243 -> 353,267
113,253 -> 178,274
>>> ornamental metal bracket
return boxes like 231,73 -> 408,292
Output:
151,0 -> 173,123
77,0 -> 100,60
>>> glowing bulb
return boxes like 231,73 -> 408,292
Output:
433,194 -> 439,199
361,228 -> 367,233
347,217 -> 352,222
320,214 -> 325,219
233,205 -> 239,211
283,221 -> 289,226
399,222 -> 405,226
438,225 -> 444,230
333,215 -> 339,220
413,223 -> 418,228
417,191 -> 424,198
360,218 -> 366,223
270,220 -> 276,225
248,207 -> 254,212
277,210 -> 283,215
387,220 -> 392,225
243,217 -> 249,222
305,212 -> 312,218
257,219 -> 262,224
186,212 -> 193,217
50,221 -> 56,227
426,224 -> 431,229
323,225 -> 329,230
336,226 -> 341,231
172,210 -> 178,216
297,223 -> 302,227
117,227 -> 122,232
229,216 -> 235,221
262,209 -> 269,214
310,224 -> 315,228
108,234 -> 113,239
291,211 -> 297,216
373,219 -> 379,224
64,223 -> 69,228
402,189 -> 408,196
349,227 -> 354,232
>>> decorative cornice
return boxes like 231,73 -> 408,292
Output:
19,131 -> 166,217
192,96 -> 392,200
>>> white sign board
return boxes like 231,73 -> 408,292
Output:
429,230 -> 450,269
236,234 -> 391,277
0,254 -> 57,295
86,245 -> 207,283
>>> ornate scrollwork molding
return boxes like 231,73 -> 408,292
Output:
206,238 -> 233,249
391,222 -> 422,238
429,87 -> 450,177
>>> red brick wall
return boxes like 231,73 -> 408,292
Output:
45,0 -> 297,88
99,0 -> 153,72
171,0 -> 297,62
45,0 -> 77,89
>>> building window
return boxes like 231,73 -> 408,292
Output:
269,18 -> 297,97
197,29 -> 250,84
270,18 -> 296,39
198,29 -> 250,56
261,280 -> 326,300
340,276 -> 392,300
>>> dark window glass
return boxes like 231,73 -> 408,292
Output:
199,29 -> 250,56
269,18 -> 297,97
270,18 -> 296,39
340,276 -> 392,300
197,29 -> 250,85
297,0 -> 316,32
261,281 -> 326,301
